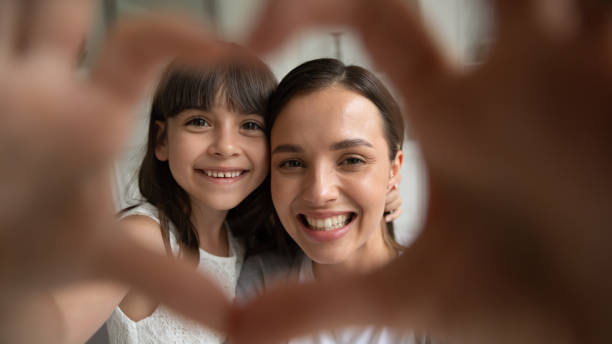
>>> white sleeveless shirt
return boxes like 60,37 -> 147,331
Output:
106,203 -> 244,344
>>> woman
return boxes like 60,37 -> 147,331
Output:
238,58 -> 428,343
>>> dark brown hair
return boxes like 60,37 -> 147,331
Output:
130,49 -> 277,258
266,58 -> 405,254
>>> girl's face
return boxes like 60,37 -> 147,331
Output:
270,86 -> 402,264
155,102 -> 268,211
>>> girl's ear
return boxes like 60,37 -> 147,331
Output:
154,121 -> 169,161
388,149 -> 403,190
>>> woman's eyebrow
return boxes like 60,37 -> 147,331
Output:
272,144 -> 303,154
330,139 -> 373,150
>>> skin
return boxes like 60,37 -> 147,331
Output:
270,86 -> 402,279
228,0 -> 612,343
6,1 -> 610,344
0,1 -> 234,342
156,105 -> 269,214
1,3 -> 403,342
0,2 -> 403,342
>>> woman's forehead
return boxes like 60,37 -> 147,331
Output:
271,87 -> 386,145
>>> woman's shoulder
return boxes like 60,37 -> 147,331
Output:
236,251 -> 301,303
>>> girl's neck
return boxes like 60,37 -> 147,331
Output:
189,201 -> 230,257
312,220 -> 396,281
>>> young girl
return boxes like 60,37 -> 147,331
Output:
49,48 -> 277,344
237,58 -> 428,343
104,54 -> 278,342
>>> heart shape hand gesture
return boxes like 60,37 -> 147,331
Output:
2,1 -> 611,344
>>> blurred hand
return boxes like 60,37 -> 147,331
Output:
230,0 -> 612,343
0,0 -> 233,340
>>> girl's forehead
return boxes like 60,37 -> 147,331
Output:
174,106 -> 264,118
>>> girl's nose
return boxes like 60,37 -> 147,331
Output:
208,127 -> 240,158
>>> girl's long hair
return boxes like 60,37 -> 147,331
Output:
128,50 -> 278,258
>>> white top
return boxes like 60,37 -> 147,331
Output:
106,203 -> 244,344
237,252 -> 426,344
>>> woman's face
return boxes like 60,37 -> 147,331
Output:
270,86 -> 401,264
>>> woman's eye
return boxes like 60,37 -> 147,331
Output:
242,121 -> 264,131
341,157 -> 366,165
186,118 -> 210,127
279,159 -> 304,169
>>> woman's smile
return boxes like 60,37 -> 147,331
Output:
296,211 -> 358,242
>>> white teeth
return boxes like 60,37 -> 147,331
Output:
305,214 -> 350,231
203,170 -> 243,178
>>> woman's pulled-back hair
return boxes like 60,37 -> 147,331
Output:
134,48 -> 277,258
266,58 -> 405,254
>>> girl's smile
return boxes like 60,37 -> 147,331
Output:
196,167 -> 249,184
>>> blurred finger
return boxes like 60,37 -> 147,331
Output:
248,0 -> 361,52
385,207 -> 402,222
21,0 -> 95,62
575,0 -> 612,32
385,188 -> 401,209
91,14 -> 224,106
248,0 -> 446,100
229,273 -> 388,344
0,0 -> 18,56
96,236 -> 232,333
492,0 -> 538,40
533,0 -> 580,39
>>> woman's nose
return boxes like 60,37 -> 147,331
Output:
301,166 -> 338,206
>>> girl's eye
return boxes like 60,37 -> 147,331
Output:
242,121 -> 264,131
341,157 -> 366,165
186,118 -> 210,127
279,159 -> 304,169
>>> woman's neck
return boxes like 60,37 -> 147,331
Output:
312,220 -> 396,281
189,201 -> 230,257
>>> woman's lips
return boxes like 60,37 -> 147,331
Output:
297,212 -> 356,242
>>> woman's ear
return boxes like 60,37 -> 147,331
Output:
154,121 -> 169,161
389,149 -> 403,190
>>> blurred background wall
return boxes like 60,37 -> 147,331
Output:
85,1 -> 492,342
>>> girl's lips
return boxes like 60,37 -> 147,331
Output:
195,169 -> 248,184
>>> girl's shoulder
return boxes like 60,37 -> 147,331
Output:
118,204 -> 166,256
119,202 -> 160,223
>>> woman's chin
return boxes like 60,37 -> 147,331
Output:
299,245 -> 351,266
